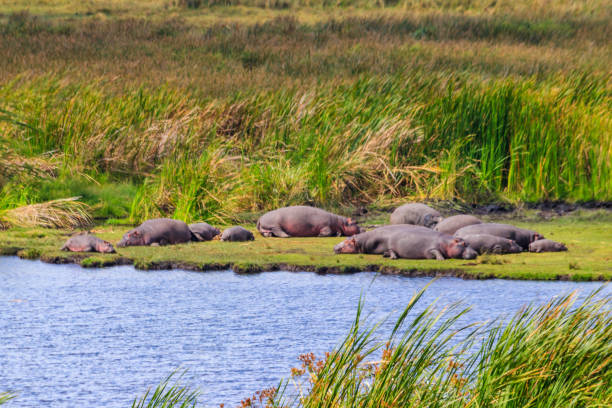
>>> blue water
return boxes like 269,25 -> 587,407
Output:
0,257 -> 608,407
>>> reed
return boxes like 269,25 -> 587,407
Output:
0,197 -> 93,229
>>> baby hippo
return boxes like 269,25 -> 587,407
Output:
434,215 -> 482,235
390,203 -> 442,228
529,239 -> 567,253
461,234 -> 522,255
118,218 -> 192,247
334,225 -> 433,255
61,233 -> 115,253
221,226 -> 254,242
189,222 -> 221,241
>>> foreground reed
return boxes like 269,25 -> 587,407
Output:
131,284 -> 611,407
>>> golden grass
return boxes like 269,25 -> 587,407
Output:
0,197 -> 93,229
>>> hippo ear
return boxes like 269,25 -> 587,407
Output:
347,217 -> 354,224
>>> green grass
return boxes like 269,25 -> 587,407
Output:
1,211 -> 610,280
0,0 -> 611,222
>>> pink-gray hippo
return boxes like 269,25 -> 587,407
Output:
334,225 -> 477,260
390,203 -> 442,228
257,206 -> 363,237
61,233 -> 115,253
454,223 -> 543,250
460,234 -> 523,255
220,226 -> 254,242
117,218 -> 192,247
189,222 -> 221,241
529,239 -> 567,253
434,215 -> 482,235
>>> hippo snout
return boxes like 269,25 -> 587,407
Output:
462,246 -> 478,260
334,242 -> 344,254
117,239 -> 126,248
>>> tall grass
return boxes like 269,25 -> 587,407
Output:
124,286 -> 610,407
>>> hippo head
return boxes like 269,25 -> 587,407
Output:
117,229 -> 145,247
423,214 -> 443,229
508,240 -> 523,253
96,240 -> 116,253
341,218 -> 363,236
334,237 -> 359,254
444,238 -> 478,260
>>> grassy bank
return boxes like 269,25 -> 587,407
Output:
131,285 -> 612,407
0,0 -> 611,224
1,210 -> 611,280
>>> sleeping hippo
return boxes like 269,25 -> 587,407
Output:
334,225 -> 433,255
460,234 -> 523,255
189,222 -> 221,241
454,223 -> 543,250
117,218 -> 192,247
529,239 -> 568,253
221,226 -> 254,242
390,203 -> 442,228
257,206 -> 363,238
334,225 -> 477,260
61,233 -> 116,253
434,215 -> 482,235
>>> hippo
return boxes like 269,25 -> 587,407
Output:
257,206 -> 363,238
189,222 -> 221,241
221,226 -> 254,242
529,239 -> 568,253
390,203 -> 442,228
61,233 -> 116,253
460,234 -> 523,255
454,223 -> 543,250
117,218 -> 192,247
434,215 -> 482,235
334,225 -> 477,260
334,225 -> 433,255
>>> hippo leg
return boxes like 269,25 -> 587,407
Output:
429,249 -> 445,260
318,226 -> 333,237
269,227 -> 290,238
384,249 -> 399,259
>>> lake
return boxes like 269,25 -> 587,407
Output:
0,257 -> 608,407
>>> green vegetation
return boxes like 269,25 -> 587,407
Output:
1,211 -> 611,280
0,0 -> 611,224
125,285 -> 612,407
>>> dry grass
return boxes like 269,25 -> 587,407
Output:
0,197 -> 93,229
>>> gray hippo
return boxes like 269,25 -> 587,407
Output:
454,223 -> 543,250
390,203 -> 442,228
221,226 -> 254,242
334,225 -> 477,260
257,206 -> 363,238
189,222 -> 221,241
529,239 -> 567,253
434,215 -> 482,235
61,233 -> 116,253
117,218 -> 192,247
460,234 -> 523,255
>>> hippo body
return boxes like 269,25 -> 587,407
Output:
334,225 -> 477,260
189,222 -> 221,241
221,226 -> 254,242
390,203 -> 442,228
434,215 -> 482,235
460,234 -> 522,255
257,206 -> 362,238
117,218 -> 192,247
529,239 -> 567,253
334,225 -> 432,255
454,223 -> 543,250
61,233 -> 115,253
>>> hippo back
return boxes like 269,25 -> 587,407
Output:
455,223 -> 541,249
434,215 -> 482,235
390,203 -> 442,228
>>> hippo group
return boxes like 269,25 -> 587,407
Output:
60,203 -> 567,262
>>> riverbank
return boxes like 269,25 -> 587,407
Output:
1,210 -> 610,281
